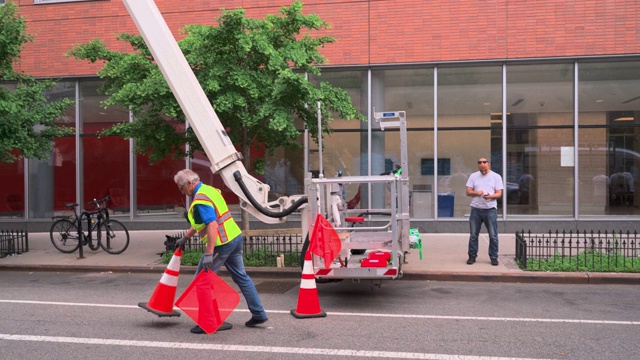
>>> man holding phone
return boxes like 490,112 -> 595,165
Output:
465,157 -> 503,266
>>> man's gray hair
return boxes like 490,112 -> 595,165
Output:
174,169 -> 200,186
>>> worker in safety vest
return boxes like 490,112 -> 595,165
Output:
173,169 -> 268,334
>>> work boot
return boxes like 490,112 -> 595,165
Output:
466,256 -> 476,265
245,317 -> 269,327
491,258 -> 499,266
190,325 -> 206,334
190,322 -> 232,334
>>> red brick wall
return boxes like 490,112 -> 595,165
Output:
12,0 -> 640,77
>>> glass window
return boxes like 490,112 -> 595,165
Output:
578,60 -> 640,216
506,63 -> 574,216
263,144 -> 305,199
376,68 -> 434,217
129,112 -> 185,218
0,82 -> 23,218
438,65 -> 503,218
0,153 -> 24,218
136,152 -> 184,217
306,69 -> 367,208
79,80 -> 130,215
28,81 -> 76,219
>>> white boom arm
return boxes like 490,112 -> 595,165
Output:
122,0 -> 306,223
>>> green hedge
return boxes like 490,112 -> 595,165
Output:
519,249 -> 640,272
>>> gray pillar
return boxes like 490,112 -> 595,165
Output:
370,71 -> 386,209
28,159 -> 54,218
359,73 -> 370,208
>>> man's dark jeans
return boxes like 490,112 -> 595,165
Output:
468,207 -> 499,260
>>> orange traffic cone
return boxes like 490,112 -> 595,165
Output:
138,249 -> 182,317
290,250 -> 327,319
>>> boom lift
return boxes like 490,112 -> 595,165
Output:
122,0 -> 411,280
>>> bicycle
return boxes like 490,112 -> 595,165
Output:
49,195 -> 130,254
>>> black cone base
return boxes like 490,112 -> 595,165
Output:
290,309 -> 327,319
138,302 -> 181,317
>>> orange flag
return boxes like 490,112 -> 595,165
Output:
309,214 -> 342,269
175,270 -> 240,334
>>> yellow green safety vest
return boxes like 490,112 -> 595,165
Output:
187,183 -> 241,246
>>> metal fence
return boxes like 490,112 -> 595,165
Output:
515,230 -> 639,272
0,229 -> 29,258
167,229 -> 304,267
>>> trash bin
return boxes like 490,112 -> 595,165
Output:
437,192 -> 454,217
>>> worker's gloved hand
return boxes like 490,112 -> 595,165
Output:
175,236 -> 188,251
202,253 -> 214,272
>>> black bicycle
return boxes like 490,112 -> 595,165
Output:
49,196 -> 130,254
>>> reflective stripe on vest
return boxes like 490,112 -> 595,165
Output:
188,184 -> 241,246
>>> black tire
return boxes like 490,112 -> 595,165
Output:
98,219 -> 130,254
50,219 -> 81,253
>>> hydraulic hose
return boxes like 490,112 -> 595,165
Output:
233,171 -> 307,218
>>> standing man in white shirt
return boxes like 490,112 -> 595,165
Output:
465,157 -> 503,266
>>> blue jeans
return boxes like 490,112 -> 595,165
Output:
196,235 -> 268,321
468,207 -> 499,260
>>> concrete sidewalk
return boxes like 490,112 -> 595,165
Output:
0,230 -> 638,285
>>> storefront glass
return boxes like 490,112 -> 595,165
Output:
0,153 -> 24,218
28,81 -> 76,218
578,60 -> 640,216
378,68 -> 435,217
437,65 -> 503,218
298,70 -> 367,206
77,80 -> 130,216
506,63 -> 575,216
0,83 -> 24,219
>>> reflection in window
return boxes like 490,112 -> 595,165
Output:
438,65 -> 502,218
378,68 -> 434,217
130,114 -> 186,216
578,61 -> 640,216
28,81 -> 76,218
80,80 -> 130,215
0,151 -> 24,218
506,63 -> 574,216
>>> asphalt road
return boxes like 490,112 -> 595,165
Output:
1,271 -> 638,360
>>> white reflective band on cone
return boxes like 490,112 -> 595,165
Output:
300,278 -> 317,289
167,255 -> 181,271
159,273 -> 179,287
302,261 -> 313,274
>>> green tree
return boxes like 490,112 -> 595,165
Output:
0,1 -> 74,163
68,1 -> 364,171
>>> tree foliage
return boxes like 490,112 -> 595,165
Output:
68,1 -> 364,171
0,1 -> 74,163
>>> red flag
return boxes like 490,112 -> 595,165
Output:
309,214 -> 342,269
175,270 -> 240,334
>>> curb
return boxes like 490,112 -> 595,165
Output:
1,264 -> 639,285
401,270 -> 640,285
0,264 -> 301,279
